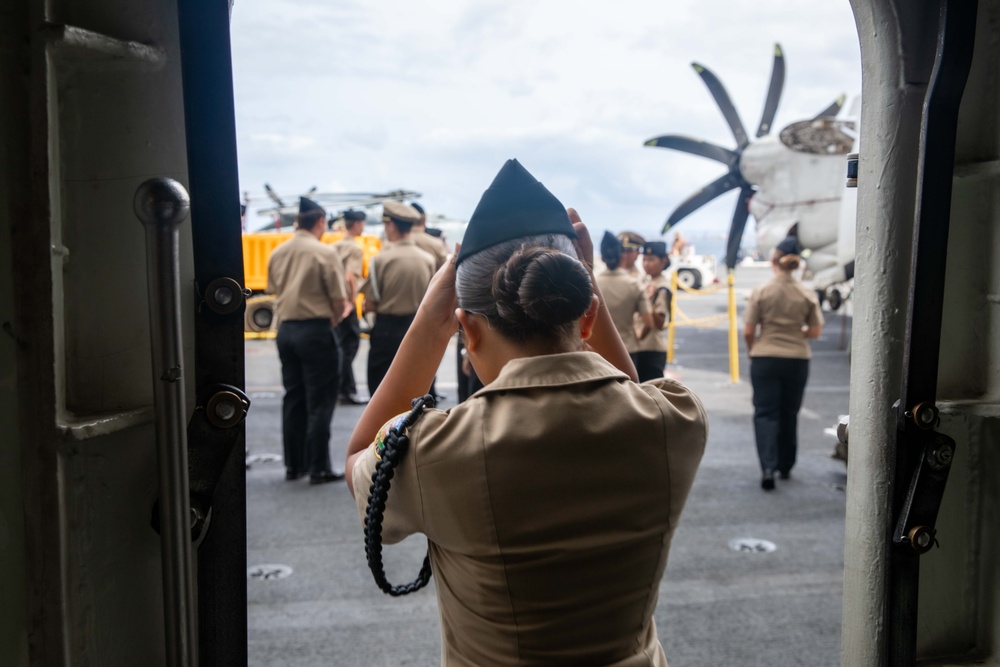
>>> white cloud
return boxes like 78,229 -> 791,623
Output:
230,0 -> 862,238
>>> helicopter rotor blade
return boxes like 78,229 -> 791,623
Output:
755,44 -> 786,137
644,135 -> 739,167
263,183 -> 285,208
692,62 -> 749,149
813,94 -> 847,119
724,187 -> 754,269
662,172 -> 741,233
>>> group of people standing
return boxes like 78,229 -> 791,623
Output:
596,230 -> 674,383
266,196 -> 448,485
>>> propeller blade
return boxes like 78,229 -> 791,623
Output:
814,94 -> 846,119
662,172 -> 741,233
692,62 -> 749,149
725,187 -> 754,269
263,183 -> 285,207
644,134 -> 739,166
755,44 -> 786,137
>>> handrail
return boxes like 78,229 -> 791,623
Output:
135,177 -> 198,667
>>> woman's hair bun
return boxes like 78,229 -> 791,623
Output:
777,253 -> 801,270
492,246 -> 593,328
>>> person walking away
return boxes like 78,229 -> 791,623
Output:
633,240 -> 672,382
267,197 -> 350,484
596,231 -> 654,377
345,158 -> 707,665
744,234 -> 824,490
333,209 -> 368,405
617,230 -> 645,279
359,200 -> 436,397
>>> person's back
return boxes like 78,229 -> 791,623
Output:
597,268 -> 648,353
747,274 -> 820,359
371,351 -> 705,665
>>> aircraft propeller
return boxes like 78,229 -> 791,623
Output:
645,44 -> 787,269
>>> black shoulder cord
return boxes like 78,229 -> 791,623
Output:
363,394 -> 436,596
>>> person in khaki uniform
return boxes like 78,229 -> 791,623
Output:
618,230 -> 645,279
267,197 -> 349,484
744,234 -> 824,490
332,209 -> 367,405
346,160 -> 707,666
409,201 -> 450,269
596,231 -> 654,367
633,241 -> 672,382
359,200 -> 436,396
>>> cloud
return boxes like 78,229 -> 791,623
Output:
231,0 -> 862,240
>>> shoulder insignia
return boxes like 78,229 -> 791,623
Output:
372,413 -> 409,460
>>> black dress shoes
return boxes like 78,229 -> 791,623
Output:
285,469 -> 307,481
778,470 -> 791,480
761,470 -> 776,491
309,470 -> 346,485
340,394 -> 369,405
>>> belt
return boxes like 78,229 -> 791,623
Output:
281,318 -> 330,325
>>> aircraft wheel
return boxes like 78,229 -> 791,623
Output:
827,288 -> 843,312
677,269 -> 702,290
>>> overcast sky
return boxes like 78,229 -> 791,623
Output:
230,0 -> 861,242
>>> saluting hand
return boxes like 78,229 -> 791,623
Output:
568,208 -> 594,270
417,243 -> 460,335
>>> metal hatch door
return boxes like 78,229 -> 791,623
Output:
3,0 -> 247,664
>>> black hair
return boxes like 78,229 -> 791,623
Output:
297,209 -> 325,230
457,239 -> 592,345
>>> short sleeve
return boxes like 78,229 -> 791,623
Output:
745,289 -> 760,326
652,287 -> 670,317
325,253 -> 348,301
637,285 -> 651,315
352,413 -> 426,544
806,293 -> 824,328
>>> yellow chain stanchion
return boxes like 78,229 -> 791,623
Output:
667,271 -> 677,363
727,270 -> 740,383
665,268 -> 740,383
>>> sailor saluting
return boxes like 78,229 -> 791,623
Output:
346,159 -> 707,666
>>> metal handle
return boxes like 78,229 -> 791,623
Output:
135,177 -> 198,667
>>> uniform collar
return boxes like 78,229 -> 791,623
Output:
775,271 -> 795,282
389,237 -> 416,247
294,229 -> 321,242
473,351 -> 629,396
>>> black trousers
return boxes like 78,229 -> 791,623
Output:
750,356 -> 809,474
631,351 -> 666,383
276,319 -> 342,475
335,311 -> 361,397
367,313 -> 415,397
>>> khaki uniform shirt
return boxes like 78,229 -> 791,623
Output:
333,236 -> 364,283
635,273 -> 670,353
353,352 -> 707,667
267,230 -> 347,321
412,229 -> 450,269
359,238 -> 436,316
597,268 -> 651,353
745,272 -> 824,359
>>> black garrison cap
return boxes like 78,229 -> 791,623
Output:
410,202 -> 425,215
601,230 -> 623,259
642,241 -> 668,257
775,234 -> 801,255
343,209 -> 366,221
299,197 -> 326,216
456,159 -> 576,265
